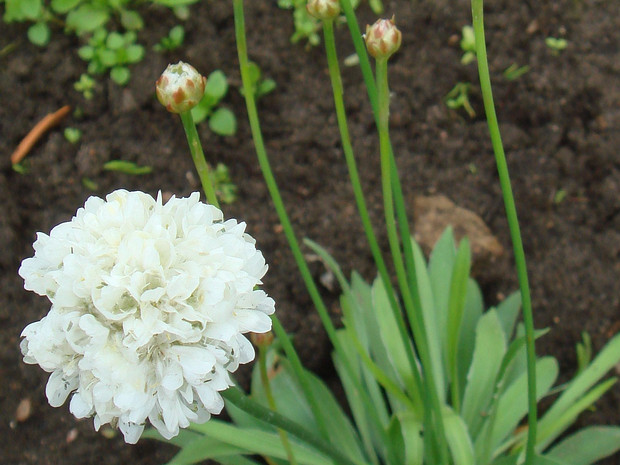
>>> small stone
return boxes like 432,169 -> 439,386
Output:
413,195 -> 504,275
15,398 -> 32,422
66,428 -> 79,443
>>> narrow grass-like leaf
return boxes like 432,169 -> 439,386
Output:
446,238 -> 471,409
386,415 -> 406,465
546,426 -> 620,465
481,357 -> 558,457
456,279 -> 484,394
443,406 -> 475,465
536,377 -> 617,450
166,435 -> 246,465
537,333 -> 620,435
398,412 -> 424,465
188,420 -> 333,465
461,309 -> 506,435
495,291 -> 521,340
411,238 -> 446,399
428,227 -> 457,352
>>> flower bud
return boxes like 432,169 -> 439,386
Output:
306,0 -> 340,20
156,61 -> 207,114
364,17 -> 402,59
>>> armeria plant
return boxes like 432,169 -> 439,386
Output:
18,1 -> 620,465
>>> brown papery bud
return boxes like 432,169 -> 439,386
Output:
364,17 -> 402,59
306,0 -> 340,20
156,61 -> 207,114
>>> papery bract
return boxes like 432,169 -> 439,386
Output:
19,189 -> 275,443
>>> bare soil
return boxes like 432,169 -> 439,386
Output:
0,0 -> 618,463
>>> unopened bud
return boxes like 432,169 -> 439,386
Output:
364,17 -> 402,59
251,331 -> 275,348
306,0 -> 340,20
156,61 -> 207,114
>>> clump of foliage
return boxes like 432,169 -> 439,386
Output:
1,0 -> 199,91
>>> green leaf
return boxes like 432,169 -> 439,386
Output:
77,45 -> 94,60
66,5 -> 109,34
27,22 -> 50,46
386,416 -> 406,465
120,9 -> 143,30
476,357 -> 558,457
169,24 -> 185,44
443,407 -> 475,465
190,103 -> 210,124
124,44 -> 144,63
152,0 -> 201,6
104,160 -> 151,175
411,238 -> 446,399
110,66 -> 130,85
64,127 -> 82,144
98,48 -> 117,67
546,426 -> 620,465
537,332 -> 620,444
398,412 -> 423,465
428,227 -> 457,348
204,70 -> 228,100
460,309 -> 506,436
20,0 -> 42,20
495,291 -> 521,339
106,31 -> 124,50
209,108 -> 237,136
455,279 -> 483,394
445,237 -> 471,404
50,0 -> 81,14
256,79 -> 276,97
189,420 -> 333,465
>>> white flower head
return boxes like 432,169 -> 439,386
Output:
19,190 -> 275,443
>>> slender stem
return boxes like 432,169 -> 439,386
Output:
221,387 -> 370,465
233,0 -> 388,449
179,111 -> 219,208
471,1 -> 537,462
322,19 -> 424,410
376,58 -> 449,465
258,346 -> 298,465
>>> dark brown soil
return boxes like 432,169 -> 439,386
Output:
1,0 -> 618,463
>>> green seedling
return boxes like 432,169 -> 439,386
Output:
546,37 -> 568,54
191,70 -> 237,136
239,61 -> 276,99
1,0 -> 199,87
576,332 -> 592,375
64,127 -> 82,144
445,82 -> 476,118
553,188 -> 567,204
11,161 -> 29,174
460,25 -> 476,64
81,177 -> 98,191
103,160 -> 152,175
503,63 -> 530,81
78,28 -> 144,86
154,25 -> 185,52
210,163 -> 238,204
277,0 -> 374,48
74,73 -> 96,100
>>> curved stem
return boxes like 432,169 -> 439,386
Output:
179,111 -> 219,208
322,19 -> 424,410
376,58 -> 449,465
471,1 -> 537,462
222,387 -> 370,465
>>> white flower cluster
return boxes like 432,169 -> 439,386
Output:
19,190 -> 275,443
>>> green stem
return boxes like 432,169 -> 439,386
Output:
376,58 -> 449,465
258,346 -> 298,465
322,19 -> 424,410
221,387 -> 370,465
233,0 -> 388,449
471,1 -> 537,463
179,111 -> 219,208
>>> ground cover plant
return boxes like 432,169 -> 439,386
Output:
1,0 -> 620,462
